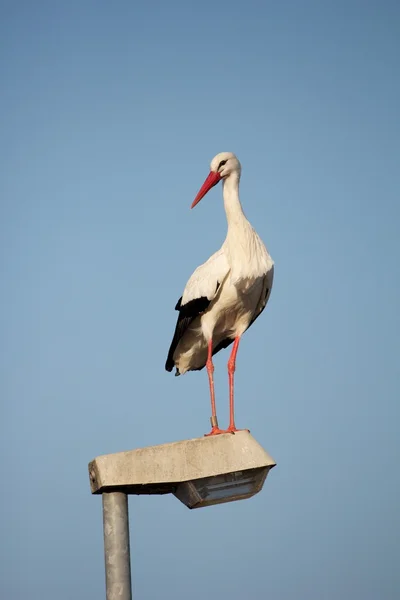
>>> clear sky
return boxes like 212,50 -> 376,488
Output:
1,1 -> 399,599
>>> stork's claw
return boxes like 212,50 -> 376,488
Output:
225,427 -> 250,434
204,427 -> 228,436
204,427 -> 250,436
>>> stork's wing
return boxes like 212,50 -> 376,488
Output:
209,265 -> 274,360
165,248 -> 230,372
248,264 -> 274,329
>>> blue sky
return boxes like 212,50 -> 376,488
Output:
1,1 -> 399,598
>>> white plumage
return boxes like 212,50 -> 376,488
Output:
166,152 -> 274,435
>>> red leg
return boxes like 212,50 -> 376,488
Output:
226,336 -> 248,433
204,339 -> 225,436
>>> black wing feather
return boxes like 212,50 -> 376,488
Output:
165,296 -> 210,372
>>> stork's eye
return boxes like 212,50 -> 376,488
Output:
218,160 -> 227,171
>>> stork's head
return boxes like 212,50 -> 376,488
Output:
191,152 -> 241,208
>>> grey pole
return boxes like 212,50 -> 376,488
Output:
102,492 -> 132,600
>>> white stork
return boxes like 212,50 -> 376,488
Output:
166,152 -> 274,436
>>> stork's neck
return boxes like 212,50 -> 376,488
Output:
222,171 -> 272,279
222,173 -> 248,230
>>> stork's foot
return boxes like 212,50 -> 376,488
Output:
225,426 -> 250,434
204,427 -> 228,436
204,426 -> 250,436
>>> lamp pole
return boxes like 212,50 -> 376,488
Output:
102,492 -> 132,600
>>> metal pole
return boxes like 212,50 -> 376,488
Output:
102,492 -> 132,600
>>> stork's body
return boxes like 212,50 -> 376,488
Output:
166,152 -> 274,435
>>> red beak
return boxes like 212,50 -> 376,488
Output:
191,171 -> 222,209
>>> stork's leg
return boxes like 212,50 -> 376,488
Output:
226,336 -> 247,433
204,339 -> 225,436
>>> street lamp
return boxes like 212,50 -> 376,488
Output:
88,431 -> 276,599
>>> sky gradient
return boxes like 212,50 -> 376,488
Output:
1,1 -> 399,599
